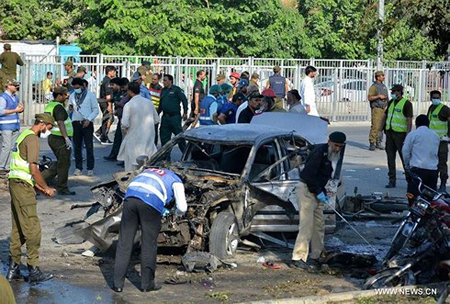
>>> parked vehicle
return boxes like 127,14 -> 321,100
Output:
314,79 -> 368,103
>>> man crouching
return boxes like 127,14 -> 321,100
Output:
291,131 -> 346,271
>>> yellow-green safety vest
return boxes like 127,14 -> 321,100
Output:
8,129 -> 35,186
428,103 -> 448,138
44,102 -> 73,137
386,97 -> 408,132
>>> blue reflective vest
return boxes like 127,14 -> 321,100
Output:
0,92 -> 20,131
269,74 -> 286,98
216,95 -> 228,115
125,168 -> 182,215
199,95 -> 217,125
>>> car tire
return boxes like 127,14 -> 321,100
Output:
209,212 -> 239,259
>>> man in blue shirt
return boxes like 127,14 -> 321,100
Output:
199,85 -> 221,125
131,74 -> 151,100
218,92 -> 247,124
113,168 -> 187,293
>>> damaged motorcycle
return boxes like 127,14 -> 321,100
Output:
364,174 -> 450,289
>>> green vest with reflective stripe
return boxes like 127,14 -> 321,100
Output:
428,104 -> 448,138
44,102 -> 73,137
8,129 -> 35,186
386,97 -> 408,132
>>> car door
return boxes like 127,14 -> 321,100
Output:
246,137 -> 307,232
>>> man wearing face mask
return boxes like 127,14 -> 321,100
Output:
291,132 -> 346,271
7,113 -> 56,284
379,84 -> 413,188
68,78 -> 100,177
42,87 -> 76,195
427,90 -> 450,191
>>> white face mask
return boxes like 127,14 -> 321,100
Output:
74,88 -> 82,94
40,129 -> 52,139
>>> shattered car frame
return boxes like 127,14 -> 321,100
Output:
75,114 -> 337,258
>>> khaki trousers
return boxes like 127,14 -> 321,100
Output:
369,107 -> 385,144
9,180 -> 41,266
292,182 -> 324,262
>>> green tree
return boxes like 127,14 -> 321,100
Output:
0,0 -> 82,42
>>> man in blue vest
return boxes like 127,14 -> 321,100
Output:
199,85 -> 221,126
266,65 -> 288,111
112,168 -> 187,293
0,80 -> 23,173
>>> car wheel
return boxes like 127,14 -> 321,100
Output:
209,212 -> 239,258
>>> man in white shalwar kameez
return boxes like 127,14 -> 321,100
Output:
117,82 -> 160,171
299,65 -> 319,117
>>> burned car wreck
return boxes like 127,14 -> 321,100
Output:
64,113 -> 336,258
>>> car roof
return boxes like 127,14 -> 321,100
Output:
182,124 -> 294,144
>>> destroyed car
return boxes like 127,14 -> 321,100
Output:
71,113 -> 338,258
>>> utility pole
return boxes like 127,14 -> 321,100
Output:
377,0 -> 384,70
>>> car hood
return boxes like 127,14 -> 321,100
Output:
251,112 -> 328,144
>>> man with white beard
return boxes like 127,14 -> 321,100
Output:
290,131 -> 346,271
117,82 -> 160,171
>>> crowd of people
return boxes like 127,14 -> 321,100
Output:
1,43 -> 449,294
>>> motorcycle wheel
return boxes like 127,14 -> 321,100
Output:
363,268 -> 416,290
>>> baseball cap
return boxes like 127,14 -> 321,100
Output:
142,60 -> 151,67
220,83 -> 233,94
216,74 -> 226,81
64,60 -> 73,67
238,79 -> 249,89
251,72 -> 260,79
5,79 -> 20,87
3,43 -> 11,50
273,65 -> 281,73
230,72 -> 240,80
248,92 -> 263,100
53,86 -> 68,95
77,66 -> 87,73
374,71 -> 384,77
209,85 -> 221,94
35,113 -> 55,126
261,88 -> 277,98
233,92 -> 248,103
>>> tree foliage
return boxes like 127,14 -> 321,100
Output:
0,0 -> 447,60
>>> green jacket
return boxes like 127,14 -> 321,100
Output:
159,85 -> 188,115
0,51 -> 24,75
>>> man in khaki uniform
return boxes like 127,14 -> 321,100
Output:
41,87 -> 76,195
6,113 -> 56,284
291,132 -> 346,271
0,44 -> 24,93
0,274 -> 15,303
64,60 -> 76,91
368,71 -> 389,151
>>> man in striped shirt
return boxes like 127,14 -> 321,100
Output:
149,74 -> 162,146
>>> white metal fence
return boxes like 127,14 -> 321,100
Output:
13,54 -> 450,125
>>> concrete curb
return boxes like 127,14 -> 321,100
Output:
241,286 -> 431,304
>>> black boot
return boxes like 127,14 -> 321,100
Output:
6,261 -> 23,282
28,265 -> 54,284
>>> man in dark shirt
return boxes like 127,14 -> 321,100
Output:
379,84 -> 413,188
238,92 -> 262,124
191,70 -> 206,117
218,93 -> 246,124
426,90 -> 450,191
104,77 -> 129,161
291,132 -> 346,271
159,74 -> 188,152
95,66 -> 116,144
